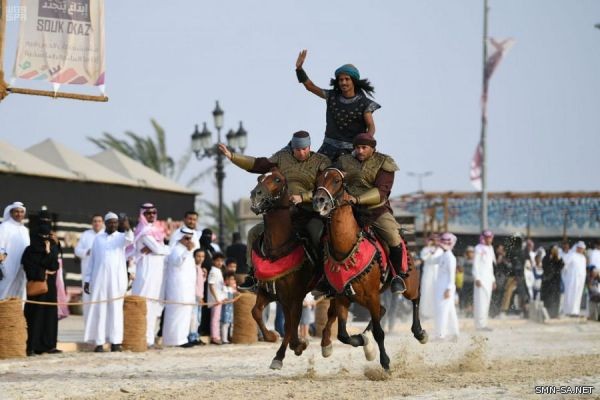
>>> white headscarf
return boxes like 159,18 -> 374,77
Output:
2,201 -> 26,224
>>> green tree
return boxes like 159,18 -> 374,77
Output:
199,200 -> 238,246
88,119 -> 213,187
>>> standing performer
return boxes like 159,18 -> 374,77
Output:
434,232 -> 459,341
561,241 -> 587,317
163,227 -> 197,347
218,130 -> 331,291
84,213 -> 133,352
295,49 -> 380,161
0,201 -> 29,300
131,203 -> 170,347
74,214 -> 104,318
473,230 -> 496,331
419,234 -> 443,319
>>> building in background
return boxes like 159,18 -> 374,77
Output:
0,139 -> 196,288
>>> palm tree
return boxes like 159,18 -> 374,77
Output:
88,119 -> 213,187
199,200 -> 239,246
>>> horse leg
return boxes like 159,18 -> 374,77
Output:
321,298 -> 337,358
363,305 -> 386,333
365,293 -> 390,371
410,297 -> 428,344
288,297 -> 307,356
335,296 -> 364,347
251,290 -> 277,343
271,301 -> 293,370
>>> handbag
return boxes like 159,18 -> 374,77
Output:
26,279 -> 48,297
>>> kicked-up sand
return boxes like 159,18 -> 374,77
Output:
1,316 -> 599,399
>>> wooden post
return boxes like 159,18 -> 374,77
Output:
6,87 -> 108,102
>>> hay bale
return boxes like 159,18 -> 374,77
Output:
315,298 -> 337,338
0,298 -> 27,359
232,293 -> 258,344
122,295 -> 147,352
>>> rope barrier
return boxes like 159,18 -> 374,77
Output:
9,295 -> 240,308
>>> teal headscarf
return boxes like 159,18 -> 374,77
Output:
334,64 -> 360,81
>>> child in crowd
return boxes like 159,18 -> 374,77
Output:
224,258 -> 237,275
188,249 -> 207,345
300,292 -> 315,339
208,253 -> 226,345
221,272 -> 237,344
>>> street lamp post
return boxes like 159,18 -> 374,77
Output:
407,171 -> 433,193
191,101 -> 247,249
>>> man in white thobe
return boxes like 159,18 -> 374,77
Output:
131,203 -> 170,347
561,241 -> 587,317
473,229 -> 496,331
168,211 -> 199,249
163,227 -> 197,347
419,235 -> 443,320
74,214 -> 104,318
0,202 -> 30,300
434,232 -> 459,340
83,213 -> 133,352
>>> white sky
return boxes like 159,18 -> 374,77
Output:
2,0 -> 599,211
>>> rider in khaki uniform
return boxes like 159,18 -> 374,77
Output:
219,131 -> 331,290
335,132 -> 407,294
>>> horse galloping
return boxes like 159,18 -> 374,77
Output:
312,167 -> 427,371
248,168 -> 317,369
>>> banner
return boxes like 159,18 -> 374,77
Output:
12,0 -> 104,86
470,141 -> 482,191
481,37 -> 515,112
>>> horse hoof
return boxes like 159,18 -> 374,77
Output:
294,340 -> 308,356
269,359 -> 283,370
264,331 -> 278,343
417,331 -> 428,344
321,344 -> 333,358
361,332 -> 377,362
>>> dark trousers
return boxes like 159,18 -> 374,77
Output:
24,274 -> 58,354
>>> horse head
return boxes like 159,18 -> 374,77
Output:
313,167 -> 348,217
250,168 -> 288,215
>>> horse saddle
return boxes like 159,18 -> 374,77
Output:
323,231 -> 389,294
252,233 -> 306,282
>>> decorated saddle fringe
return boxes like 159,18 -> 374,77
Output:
324,232 -> 389,294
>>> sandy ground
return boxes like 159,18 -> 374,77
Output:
1,315 -> 599,400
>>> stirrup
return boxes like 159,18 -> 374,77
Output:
390,276 -> 406,295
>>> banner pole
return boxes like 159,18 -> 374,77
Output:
6,86 -> 108,102
0,0 -> 8,101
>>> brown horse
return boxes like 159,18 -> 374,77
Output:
313,167 -> 427,371
249,168 -> 316,369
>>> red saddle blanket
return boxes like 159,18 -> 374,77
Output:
324,237 -> 389,294
252,245 -> 305,282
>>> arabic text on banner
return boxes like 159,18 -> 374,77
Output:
13,0 -> 105,86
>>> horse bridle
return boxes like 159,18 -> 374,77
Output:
252,172 -> 288,214
315,168 -> 351,212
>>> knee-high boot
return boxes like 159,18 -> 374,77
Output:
389,245 -> 407,294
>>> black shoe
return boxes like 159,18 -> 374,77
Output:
47,348 -> 63,354
94,345 -> 104,353
390,276 -> 406,294
239,275 -> 257,292
180,342 -> 195,348
110,344 -> 123,352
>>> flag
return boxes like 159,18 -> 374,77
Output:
12,0 -> 105,88
481,37 -> 515,116
470,141 -> 482,191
